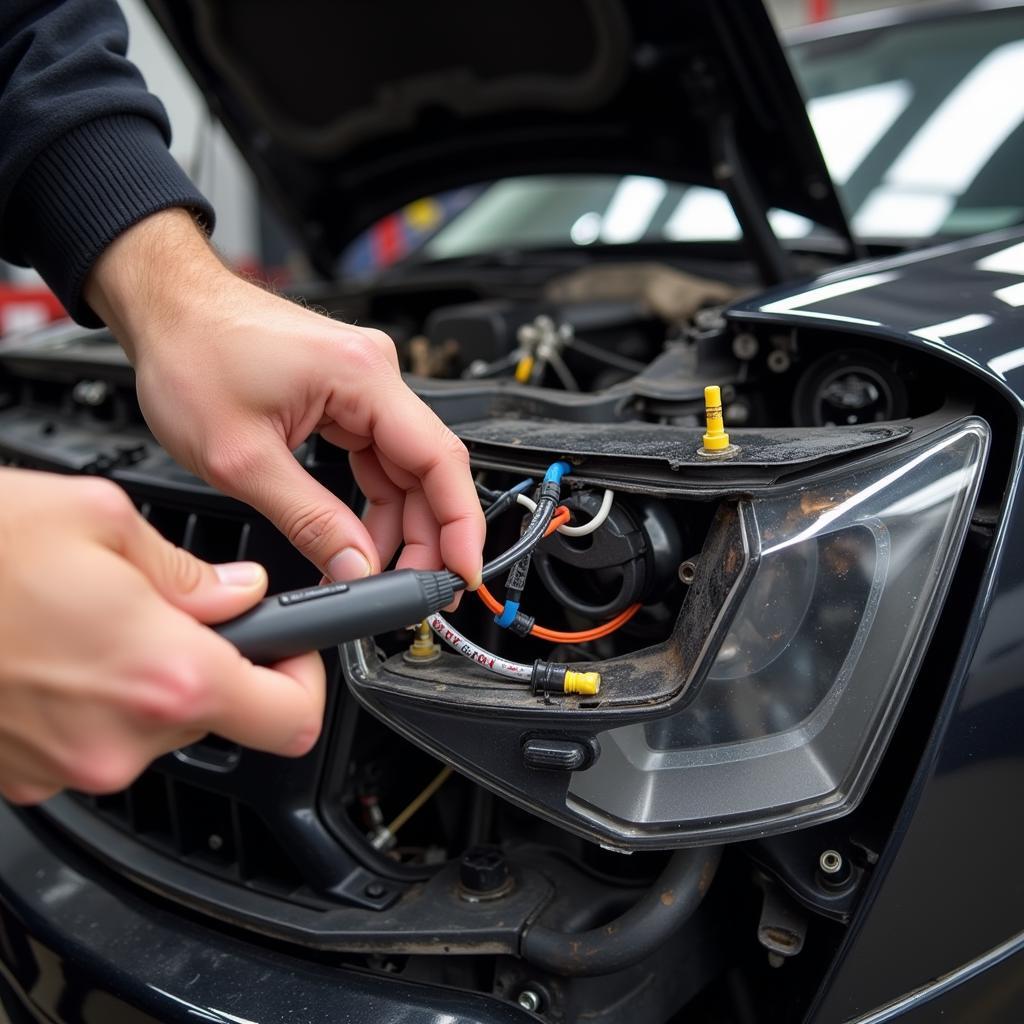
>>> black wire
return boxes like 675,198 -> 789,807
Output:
444,494 -> 557,592
481,496 -> 556,582
475,481 -> 501,502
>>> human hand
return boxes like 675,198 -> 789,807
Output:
85,210 -> 485,588
0,469 -> 325,805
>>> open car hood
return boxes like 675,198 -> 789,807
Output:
145,0 -> 854,274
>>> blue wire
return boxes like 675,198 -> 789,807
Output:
543,461 -> 572,485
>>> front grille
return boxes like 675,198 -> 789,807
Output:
89,772 -> 310,902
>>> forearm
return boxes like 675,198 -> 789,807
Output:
85,208 -> 229,360
0,0 -> 213,325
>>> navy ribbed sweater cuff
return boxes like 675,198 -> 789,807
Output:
11,114 -> 215,326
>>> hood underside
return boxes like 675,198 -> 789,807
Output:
144,0 -> 853,273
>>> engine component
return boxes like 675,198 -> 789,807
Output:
544,262 -> 739,322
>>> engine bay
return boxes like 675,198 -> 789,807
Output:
0,257 -> 1007,1022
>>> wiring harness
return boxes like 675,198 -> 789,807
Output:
425,461 -> 641,696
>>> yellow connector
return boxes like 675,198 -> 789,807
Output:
514,354 -> 535,383
564,670 -> 601,695
702,385 -> 730,451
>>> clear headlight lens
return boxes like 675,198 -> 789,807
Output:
568,419 -> 989,845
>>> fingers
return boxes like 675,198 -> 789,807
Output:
118,520 -> 269,624
122,598 -> 327,759
211,435 -> 380,581
200,647 -> 326,757
394,486 -> 441,572
346,444 -> 405,570
78,477 -> 270,624
0,732 -> 62,804
325,384 -> 485,586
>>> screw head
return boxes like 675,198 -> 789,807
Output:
818,849 -> 852,889
819,849 -> 843,876
517,989 -> 542,1013
364,882 -> 387,899
207,834 -> 223,852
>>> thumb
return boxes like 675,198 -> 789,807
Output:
118,515 -> 269,623
222,441 -> 381,581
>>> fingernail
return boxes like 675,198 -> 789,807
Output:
327,548 -> 372,582
215,561 -> 265,587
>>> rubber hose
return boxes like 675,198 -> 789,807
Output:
521,846 -> 722,977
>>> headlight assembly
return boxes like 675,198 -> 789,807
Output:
570,418 -> 989,845
346,416 -> 988,850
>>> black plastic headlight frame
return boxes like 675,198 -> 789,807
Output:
343,415 -> 989,851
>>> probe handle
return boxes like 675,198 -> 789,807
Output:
213,569 -> 455,665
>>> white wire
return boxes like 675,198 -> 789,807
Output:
428,612 -> 533,682
515,488 -> 615,537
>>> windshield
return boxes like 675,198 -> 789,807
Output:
385,7 -> 1024,265
792,7 -> 1024,239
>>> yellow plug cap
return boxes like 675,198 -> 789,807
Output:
564,670 -> 601,695
702,385 -> 730,451
514,354 -> 535,383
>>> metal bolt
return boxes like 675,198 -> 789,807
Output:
404,619 -> 441,664
732,332 -> 759,360
207,834 -> 223,851
364,882 -> 387,899
678,560 -> 698,585
72,379 -> 110,406
516,989 -> 542,1013
819,850 -> 843,876
459,845 -> 513,901
766,349 -> 791,374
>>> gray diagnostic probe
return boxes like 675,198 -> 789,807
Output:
214,570 -> 456,664
214,461 -> 570,665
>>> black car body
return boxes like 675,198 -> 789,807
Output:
3,3 -> 1024,1023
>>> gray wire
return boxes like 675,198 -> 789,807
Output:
547,348 -> 580,391
568,336 -> 647,374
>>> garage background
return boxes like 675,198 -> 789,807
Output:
0,0 -> 935,332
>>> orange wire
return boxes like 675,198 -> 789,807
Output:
545,506 -> 571,536
532,603 -> 641,642
476,583 -> 641,643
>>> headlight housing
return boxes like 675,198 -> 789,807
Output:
347,417 -> 988,850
